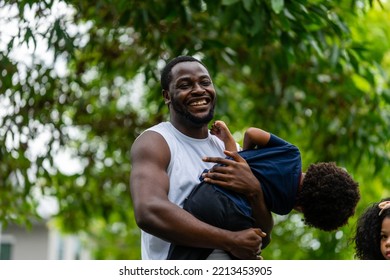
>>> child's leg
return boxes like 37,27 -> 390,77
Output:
167,243 -> 213,260
210,121 -> 237,151
167,181 -> 255,260
166,182 -> 217,260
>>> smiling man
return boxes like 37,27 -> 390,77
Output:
130,55 -> 268,260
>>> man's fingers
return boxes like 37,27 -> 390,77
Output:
202,156 -> 233,166
254,228 -> 267,237
202,149 -> 247,168
223,150 -> 245,162
202,151 -> 244,165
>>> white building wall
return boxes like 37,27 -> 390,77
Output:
2,222 -> 90,260
2,223 -> 49,260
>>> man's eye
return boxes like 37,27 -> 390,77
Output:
201,80 -> 211,86
179,83 -> 190,89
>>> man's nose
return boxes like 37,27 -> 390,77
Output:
191,83 -> 205,94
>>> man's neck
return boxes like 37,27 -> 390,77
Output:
170,120 -> 209,139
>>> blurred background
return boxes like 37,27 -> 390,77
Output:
0,0 -> 389,260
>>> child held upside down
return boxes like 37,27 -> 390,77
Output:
167,121 -> 360,260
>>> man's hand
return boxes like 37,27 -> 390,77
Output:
202,149 -> 273,249
202,150 -> 260,198
228,228 -> 266,259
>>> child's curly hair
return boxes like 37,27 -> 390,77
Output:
353,198 -> 390,260
296,162 -> 360,231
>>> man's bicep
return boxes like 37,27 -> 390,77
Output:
131,161 -> 170,202
130,132 -> 171,208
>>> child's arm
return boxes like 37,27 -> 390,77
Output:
243,127 -> 273,248
250,189 -> 273,249
210,120 -> 238,151
243,127 -> 271,150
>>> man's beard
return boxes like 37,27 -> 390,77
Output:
171,98 -> 215,126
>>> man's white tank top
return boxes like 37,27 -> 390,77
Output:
140,121 -> 226,260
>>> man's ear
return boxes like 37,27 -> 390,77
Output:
162,90 -> 171,105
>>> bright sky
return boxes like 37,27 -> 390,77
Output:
0,0 -> 73,77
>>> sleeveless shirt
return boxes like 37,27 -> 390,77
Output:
139,121 -> 226,260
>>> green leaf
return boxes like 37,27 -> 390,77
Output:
271,0 -> 284,14
243,0 -> 253,11
222,0 -> 240,5
352,73 -> 371,92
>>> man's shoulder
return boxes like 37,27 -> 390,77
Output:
132,122 -> 171,151
131,126 -> 171,163
146,121 -> 175,135
145,121 -> 169,131
134,122 -> 172,141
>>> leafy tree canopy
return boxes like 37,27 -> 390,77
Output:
0,0 -> 389,259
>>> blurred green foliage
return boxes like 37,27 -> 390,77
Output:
0,0 -> 389,259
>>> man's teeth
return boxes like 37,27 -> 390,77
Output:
191,100 -> 207,106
